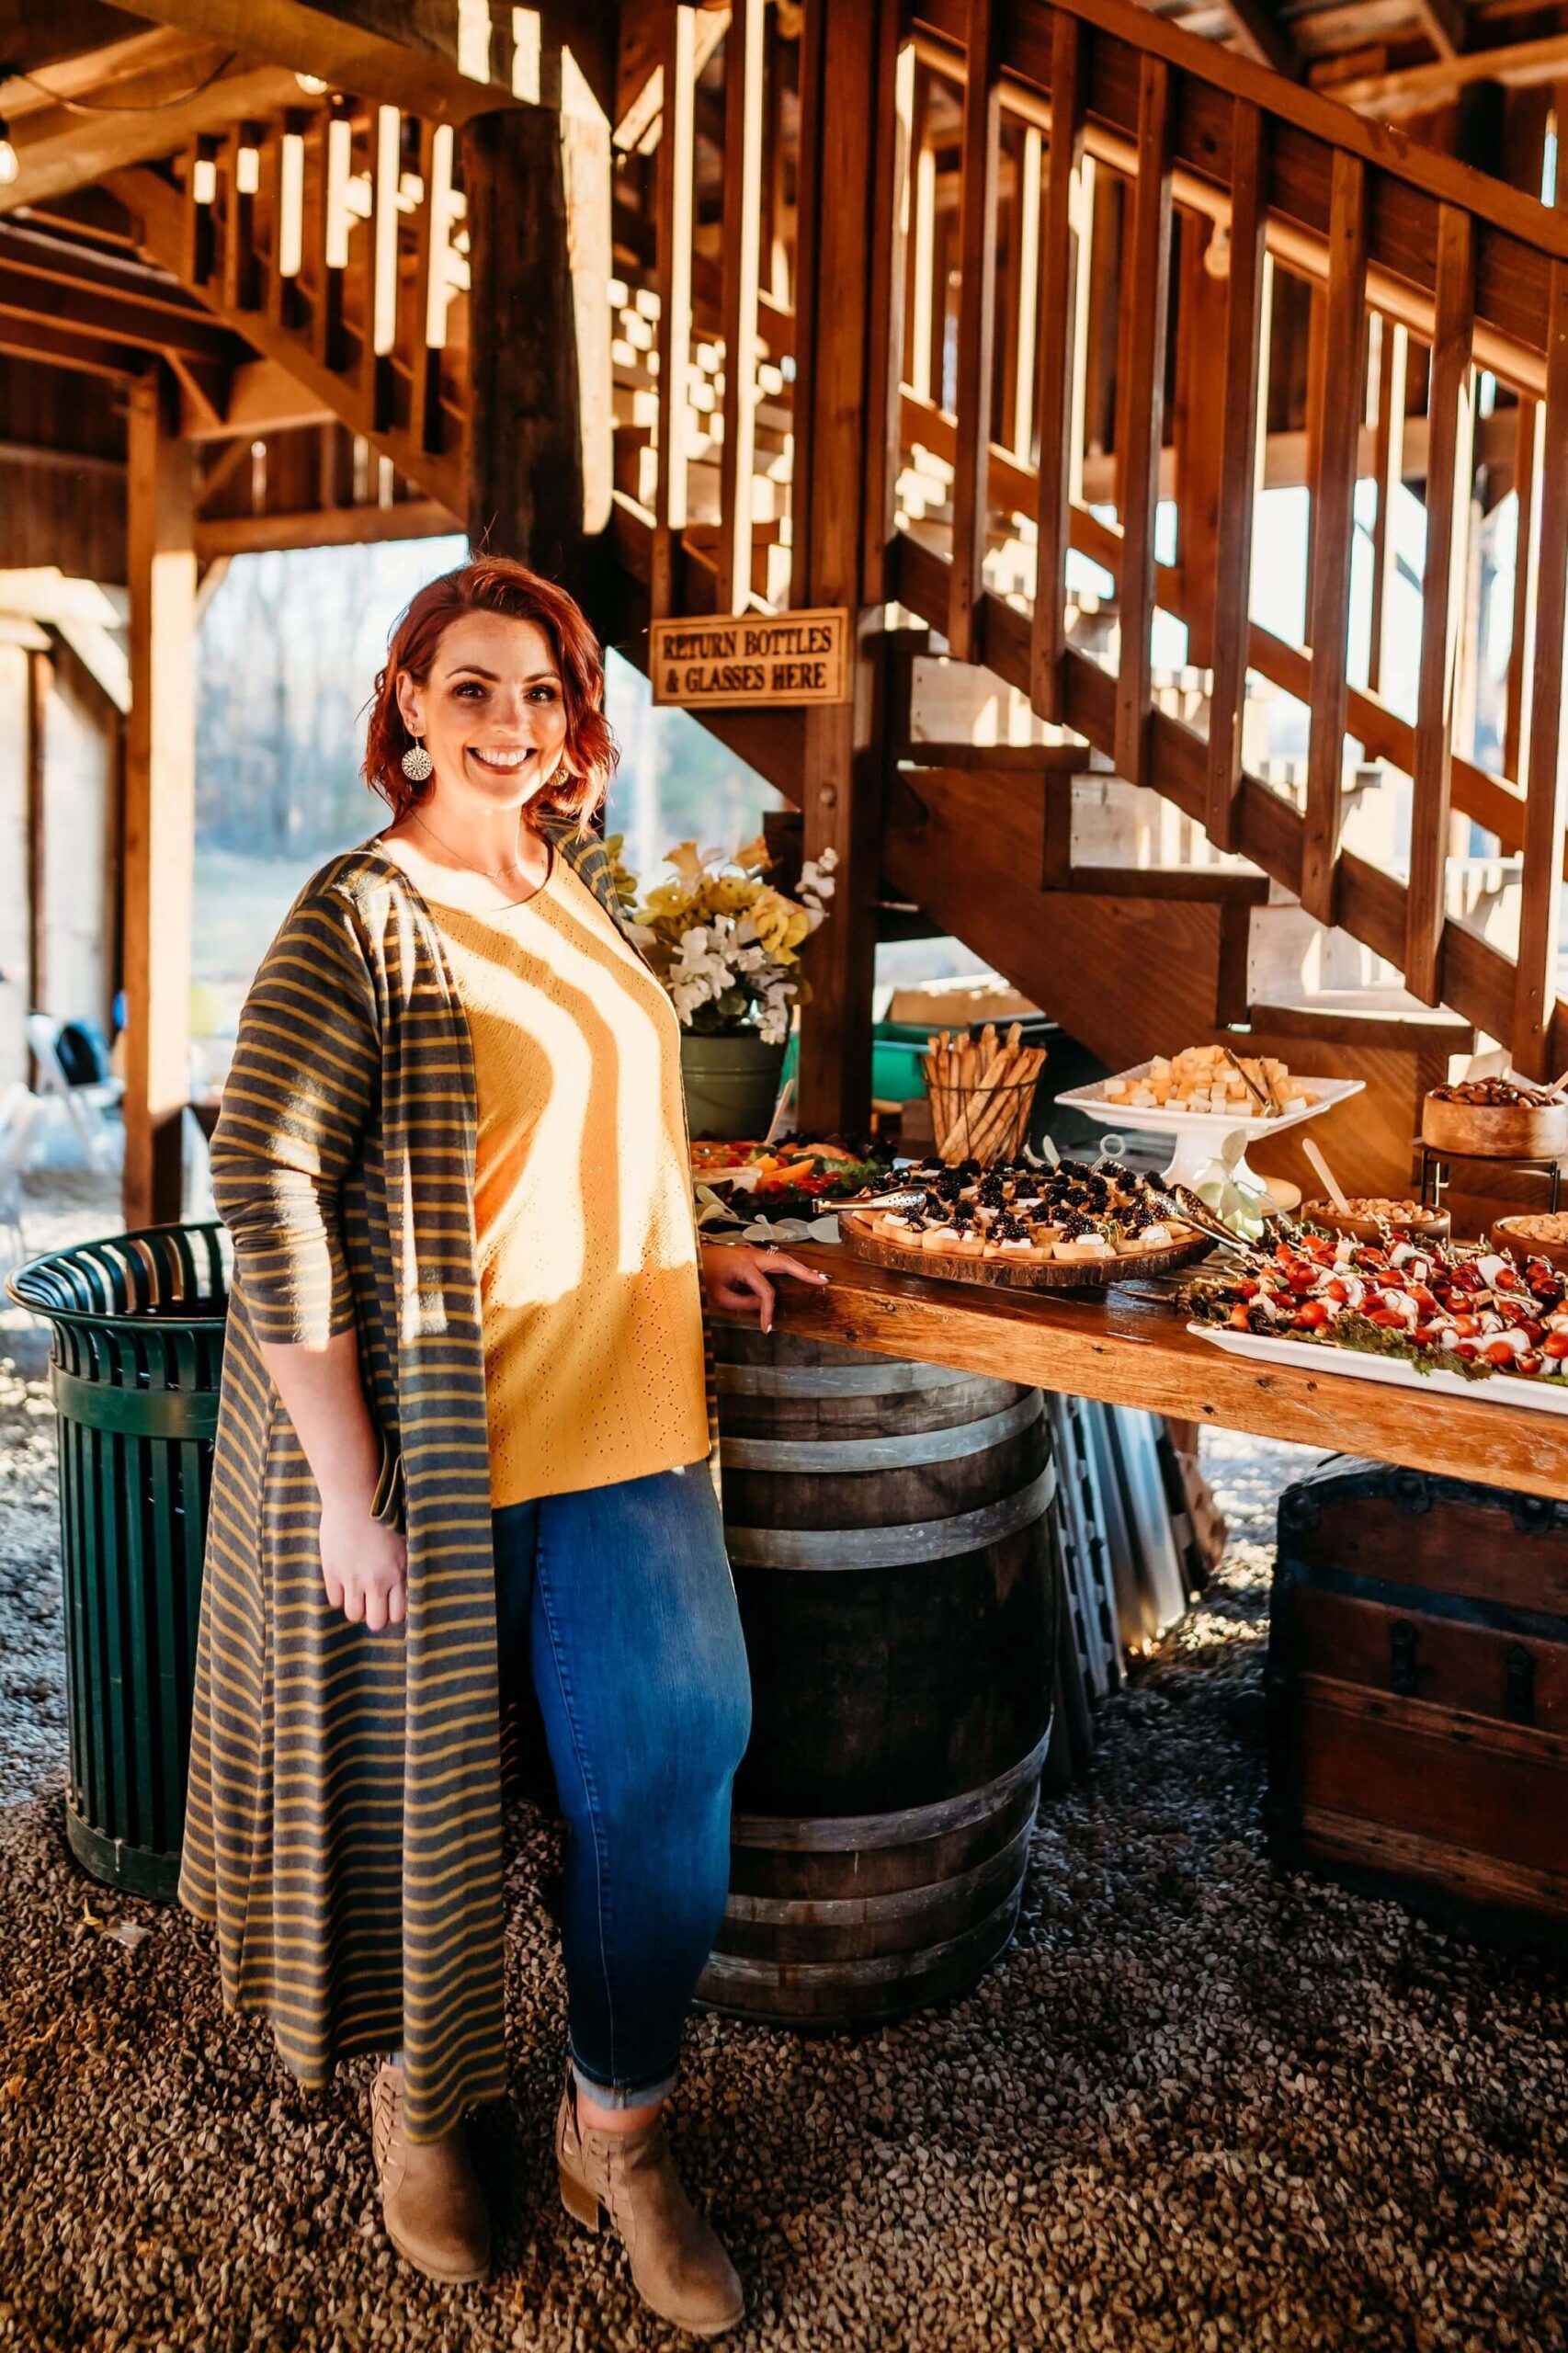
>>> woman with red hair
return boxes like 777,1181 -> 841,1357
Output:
182,556 -> 824,2332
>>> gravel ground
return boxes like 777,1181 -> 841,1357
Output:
1,1175 -> 1564,2352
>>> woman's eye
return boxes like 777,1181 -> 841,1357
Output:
528,686 -> 558,702
453,681 -> 485,698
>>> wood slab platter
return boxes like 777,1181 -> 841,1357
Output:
835,1210 -> 1216,1292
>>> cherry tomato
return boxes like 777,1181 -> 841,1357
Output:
1236,1279 -> 1259,1300
1324,1278 -> 1350,1304
1517,1351 -> 1544,1377
1288,1263 -> 1320,1293
1484,1339 -> 1519,1368
1369,1308 -> 1410,1329
1449,1313 -> 1480,1338
1454,1340 -> 1480,1360
1543,1331 -> 1568,1359
1229,1305 -> 1252,1331
1293,1300 -> 1330,1330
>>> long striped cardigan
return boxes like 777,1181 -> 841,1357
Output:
178,823 -> 721,2144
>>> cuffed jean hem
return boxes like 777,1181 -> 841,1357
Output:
569,2050 -> 679,2110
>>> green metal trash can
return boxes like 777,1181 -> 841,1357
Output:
6,1222 -> 229,1900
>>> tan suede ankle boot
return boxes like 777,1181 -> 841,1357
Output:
369,2060 -> 491,2285
554,2073 -> 744,2337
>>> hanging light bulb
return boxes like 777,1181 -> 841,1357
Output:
0,117 -> 18,188
295,72 -> 330,96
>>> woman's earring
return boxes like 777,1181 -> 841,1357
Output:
401,735 -> 434,783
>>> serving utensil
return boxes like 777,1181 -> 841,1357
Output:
1302,1136 -> 1351,1211
1145,1182 -> 1270,1260
1221,1043 -> 1279,1119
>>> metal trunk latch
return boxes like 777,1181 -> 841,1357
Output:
1390,1620 -> 1420,1696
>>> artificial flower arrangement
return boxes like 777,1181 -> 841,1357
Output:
610,834 -> 838,1046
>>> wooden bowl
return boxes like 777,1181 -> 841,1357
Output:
1299,1198 -> 1450,1245
1489,1214 -> 1568,1274
1420,1094 -> 1568,1159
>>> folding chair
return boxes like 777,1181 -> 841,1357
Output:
25,1012 -> 123,1174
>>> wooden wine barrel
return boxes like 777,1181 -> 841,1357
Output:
699,1327 -> 1060,2029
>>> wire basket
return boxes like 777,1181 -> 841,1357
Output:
929,1078 -> 1038,1167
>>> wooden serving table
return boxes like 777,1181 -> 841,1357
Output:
745,1241 -> 1568,1506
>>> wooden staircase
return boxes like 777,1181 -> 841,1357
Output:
89,0 -> 1568,1109
103,107 -> 471,526
600,0 -> 1568,1098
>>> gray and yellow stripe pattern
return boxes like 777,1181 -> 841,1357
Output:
179,824 -> 719,2144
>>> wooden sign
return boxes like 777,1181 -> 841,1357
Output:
649,608 -> 850,708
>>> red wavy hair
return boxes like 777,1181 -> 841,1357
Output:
363,556 -> 618,829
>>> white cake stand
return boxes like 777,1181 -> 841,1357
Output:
1054,1067 -> 1365,1193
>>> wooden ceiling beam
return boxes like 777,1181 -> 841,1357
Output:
180,356 -> 334,438
1330,30 -> 1568,113
193,495 -> 460,558
1210,0 -> 1299,80
102,0 -> 622,119
104,0 -> 524,122
0,220 -> 247,366
1410,0 -> 1466,60
0,55 -> 306,212
0,256 -> 239,362
0,313 -> 141,378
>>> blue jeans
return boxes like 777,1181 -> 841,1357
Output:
492,1463 -> 752,2108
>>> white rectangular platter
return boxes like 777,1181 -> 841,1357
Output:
1057,1065 -> 1365,1140
1187,1319 -> 1568,1420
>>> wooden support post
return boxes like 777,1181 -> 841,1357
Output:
1301,149 -> 1368,927
359,102 -> 401,437
1367,314 -> 1408,699
462,101 -> 593,600
862,5 -> 912,605
124,365 -> 196,1230
1511,256 -> 1568,1074
1114,52 -> 1174,792
1205,98 -> 1267,851
1173,214 -> 1226,672
652,5 -> 697,620
906,65 -> 935,408
795,0 -> 883,1139
311,108 -> 349,377
1404,204 -> 1474,1006
409,118 -> 453,460
25,648 -> 49,1086
717,0 -> 765,617
1504,392 -> 1541,784
948,0 -> 1002,665
221,122 -> 262,313
1029,6 -> 1084,723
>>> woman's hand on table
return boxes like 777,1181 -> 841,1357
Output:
699,1242 -> 829,1335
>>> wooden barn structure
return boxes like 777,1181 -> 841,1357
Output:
6,0 -> 1568,1236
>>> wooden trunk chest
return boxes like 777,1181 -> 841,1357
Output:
1268,1455 -> 1568,1947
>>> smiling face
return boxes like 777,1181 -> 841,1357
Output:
394,610 -> 572,815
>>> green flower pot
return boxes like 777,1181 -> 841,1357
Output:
680,1029 -> 787,1142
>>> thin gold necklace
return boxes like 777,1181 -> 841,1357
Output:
410,806 -> 544,882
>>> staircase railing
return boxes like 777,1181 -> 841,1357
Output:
611,0 -> 1568,1079
107,101 -> 472,527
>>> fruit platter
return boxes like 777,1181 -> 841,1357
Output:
836,1154 -> 1216,1291
689,1137 -> 892,1218
1184,1221 -> 1568,1418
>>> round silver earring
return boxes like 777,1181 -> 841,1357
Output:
400,736 -> 434,783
